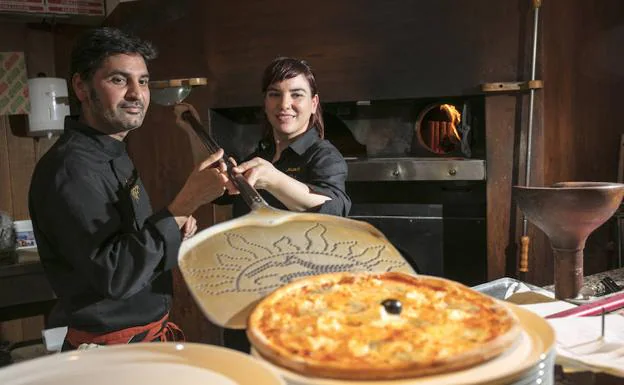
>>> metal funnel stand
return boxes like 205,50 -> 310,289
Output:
149,77 -> 207,106
514,182 -> 624,299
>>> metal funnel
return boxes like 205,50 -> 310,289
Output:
149,77 -> 207,106
514,182 -> 624,299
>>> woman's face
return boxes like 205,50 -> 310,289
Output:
264,74 -> 319,141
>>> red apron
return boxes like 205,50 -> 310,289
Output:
65,313 -> 184,349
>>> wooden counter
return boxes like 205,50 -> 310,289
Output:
0,261 -> 56,322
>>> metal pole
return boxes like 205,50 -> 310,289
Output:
618,215 -> 623,268
522,3 -> 540,234
519,0 -> 542,273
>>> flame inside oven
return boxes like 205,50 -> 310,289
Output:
418,103 -> 462,155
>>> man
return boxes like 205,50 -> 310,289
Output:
29,27 -> 228,350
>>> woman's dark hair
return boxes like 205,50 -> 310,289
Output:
69,27 -> 157,108
261,57 -> 324,139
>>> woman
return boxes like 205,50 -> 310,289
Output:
175,57 -> 351,351
233,56 -> 351,217
175,57 -> 350,217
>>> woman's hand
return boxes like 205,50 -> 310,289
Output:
232,157 -> 331,212
232,157 -> 281,190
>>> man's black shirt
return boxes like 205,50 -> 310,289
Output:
29,117 -> 181,333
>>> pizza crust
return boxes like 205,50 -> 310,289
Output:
247,272 -> 521,380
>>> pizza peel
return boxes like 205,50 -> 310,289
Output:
157,99 -> 415,329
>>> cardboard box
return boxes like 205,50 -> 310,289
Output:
0,0 -> 105,17
0,52 -> 30,115
47,0 -> 103,5
0,0 -> 45,13
14,220 -> 36,249
46,0 -> 104,15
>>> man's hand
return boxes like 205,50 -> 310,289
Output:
181,215 -> 197,240
168,149 -> 229,227
173,102 -> 201,134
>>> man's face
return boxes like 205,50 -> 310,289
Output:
264,74 -> 319,141
73,53 -> 150,138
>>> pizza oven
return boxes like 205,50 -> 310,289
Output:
326,96 -> 487,286
209,95 -> 487,286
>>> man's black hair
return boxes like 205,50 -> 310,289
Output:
70,27 -> 157,84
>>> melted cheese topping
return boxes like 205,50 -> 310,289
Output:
251,274 -> 518,370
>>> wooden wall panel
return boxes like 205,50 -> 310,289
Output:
5,119 -> 36,221
0,117 -> 19,344
542,0 -> 624,278
485,96 -> 519,280
197,0 -> 530,107
0,117 -> 13,214
0,23 -> 58,344
0,120 -> 48,342
544,1 -> 624,184
619,134 -> 624,183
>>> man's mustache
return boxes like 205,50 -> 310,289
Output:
119,102 -> 144,109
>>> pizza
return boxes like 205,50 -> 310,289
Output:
247,272 -> 521,380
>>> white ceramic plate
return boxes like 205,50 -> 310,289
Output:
251,303 -> 555,385
0,342 -> 285,385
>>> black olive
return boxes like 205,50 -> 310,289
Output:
381,299 -> 402,315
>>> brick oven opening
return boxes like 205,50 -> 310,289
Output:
415,103 -> 464,156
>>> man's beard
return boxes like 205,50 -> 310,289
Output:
88,87 -> 145,134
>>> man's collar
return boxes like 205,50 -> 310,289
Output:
65,116 -> 126,159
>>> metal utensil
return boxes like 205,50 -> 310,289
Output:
600,277 -> 621,294
546,292 -> 624,319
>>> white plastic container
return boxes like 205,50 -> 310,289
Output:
42,327 -> 68,353
27,77 -> 70,138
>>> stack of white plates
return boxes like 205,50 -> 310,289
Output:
506,350 -> 555,385
0,343 -> 285,385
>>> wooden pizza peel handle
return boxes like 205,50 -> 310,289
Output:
181,110 -> 268,211
519,235 -> 530,273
